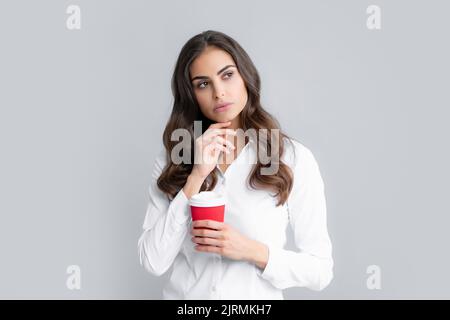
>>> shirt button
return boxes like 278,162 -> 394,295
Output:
211,286 -> 217,292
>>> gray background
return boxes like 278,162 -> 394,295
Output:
0,0 -> 449,299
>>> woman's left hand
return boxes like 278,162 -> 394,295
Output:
190,219 -> 263,263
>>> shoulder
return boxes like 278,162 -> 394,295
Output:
282,136 -> 317,168
151,147 -> 168,179
282,137 -> 325,189
155,147 -> 167,164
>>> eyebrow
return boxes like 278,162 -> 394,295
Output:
190,65 -> 236,82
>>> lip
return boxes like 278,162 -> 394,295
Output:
214,102 -> 233,113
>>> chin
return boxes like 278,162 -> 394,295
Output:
219,116 -> 235,123
209,109 -> 240,123
211,114 -> 231,122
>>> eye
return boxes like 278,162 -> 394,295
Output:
223,71 -> 233,79
197,81 -> 208,89
196,72 -> 233,89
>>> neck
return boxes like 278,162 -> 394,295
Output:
228,115 -> 241,130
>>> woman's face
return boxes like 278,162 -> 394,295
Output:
189,46 -> 248,124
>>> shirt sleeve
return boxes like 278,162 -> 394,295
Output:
137,149 -> 192,276
256,144 -> 334,291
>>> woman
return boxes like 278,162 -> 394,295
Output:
138,30 -> 333,299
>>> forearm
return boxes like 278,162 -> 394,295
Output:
182,173 -> 205,199
138,186 -> 193,276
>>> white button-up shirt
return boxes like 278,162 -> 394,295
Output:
138,137 -> 333,299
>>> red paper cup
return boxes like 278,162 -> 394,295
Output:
189,191 -> 226,230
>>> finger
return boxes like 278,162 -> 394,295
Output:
216,144 -> 231,155
214,128 -> 237,136
206,142 -> 230,155
203,128 -> 237,141
192,236 -> 223,247
192,219 -> 225,230
191,227 -> 223,238
204,122 -> 231,138
208,121 -> 231,129
202,131 -> 234,145
195,245 -> 222,253
204,142 -> 228,154
214,136 -> 236,150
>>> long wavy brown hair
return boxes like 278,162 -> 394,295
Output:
157,30 -> 294,206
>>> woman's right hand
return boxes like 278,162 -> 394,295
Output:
191,121 -> 236,180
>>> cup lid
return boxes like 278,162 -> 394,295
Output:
189,191 -> 226,207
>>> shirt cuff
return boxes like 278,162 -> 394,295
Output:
168,188 -> 191,226
255,243 -> 285,286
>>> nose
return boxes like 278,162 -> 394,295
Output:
213,82 -> 225,99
